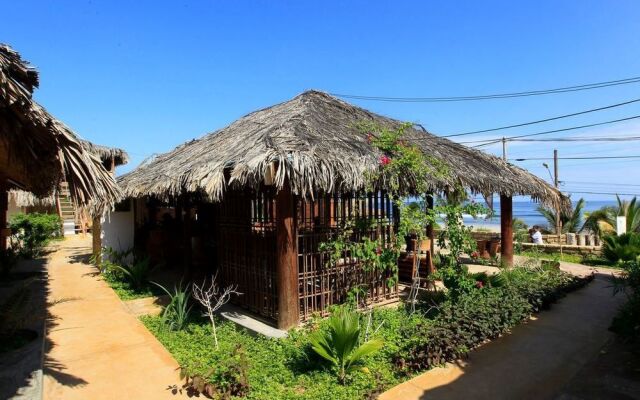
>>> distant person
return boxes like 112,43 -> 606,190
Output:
531,225 -> 544,245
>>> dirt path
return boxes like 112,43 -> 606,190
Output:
43,236 -> 185,400
380,265 -> 627,400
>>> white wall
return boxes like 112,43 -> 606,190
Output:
103,201 -> 134,253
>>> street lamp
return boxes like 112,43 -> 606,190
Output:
542,163 -> 554,183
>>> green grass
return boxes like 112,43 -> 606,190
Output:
102,273 -> 159,300
142,307 -> 421,400
517,250 -> 616,267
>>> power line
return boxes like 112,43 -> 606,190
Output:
507,136 -> 640,142
512,155 -> 640,161
470,115 -> 640,148
464,135 -> 640,145
330,76 -> 640,103
562,180 -> 640,187
564,190 -> 640,196
442,97 -> 640,137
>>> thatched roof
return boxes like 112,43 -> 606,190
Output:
0,44 -> 121,212
119,90 -> 568,210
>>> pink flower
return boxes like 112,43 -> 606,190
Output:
475,280 -> 484,289
380,155 -> 392,166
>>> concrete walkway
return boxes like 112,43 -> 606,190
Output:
380,264 -> 626,400
43,236 -> 185,400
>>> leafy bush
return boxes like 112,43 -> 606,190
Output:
610,293 -> 640,342
9,213 -> 62,257
309,307 -> 384,383
106,256 -> 154,290
491,267 -> 565,312
398,267 -> 594,372
610,260 -> 640,342
602,233 -> 640,263
396,288 -> 530,371
179,344 -> 250,398
153,281 -> 193,331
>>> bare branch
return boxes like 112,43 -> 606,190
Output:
192,273 -> 241,350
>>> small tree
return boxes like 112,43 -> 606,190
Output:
192,274 -> 240,350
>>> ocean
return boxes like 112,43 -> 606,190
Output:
462,199 -> 616,229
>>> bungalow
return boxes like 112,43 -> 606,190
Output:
116,90 -> 566,329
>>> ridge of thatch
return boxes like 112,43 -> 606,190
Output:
0,44 -> 121,213
118,90 -> 568,210
9,189 -> 56,208
80,139 -> 129,167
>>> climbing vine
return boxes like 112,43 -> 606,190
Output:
319,122 -> 487,293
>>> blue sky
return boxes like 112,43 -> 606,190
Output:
3,1 -> 640,201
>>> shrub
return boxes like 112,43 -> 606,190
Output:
9,213 -> 62,257
179,344 -> 250,398
493,266 -> 594,312
610,260 -> 640,342
602,233 -> 640,263
309,307 -> 384,383
398,267 -> 594,372
107,256 -> 155,290
397,287 -> 530,371
153,281 -> 193,331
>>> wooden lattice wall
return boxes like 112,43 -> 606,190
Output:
215,188 -> 279,321
215,188 -> 399,324
297,191 -> 399,320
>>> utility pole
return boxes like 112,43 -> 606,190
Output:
554,149 -> 562,238
502,137 -> 507,161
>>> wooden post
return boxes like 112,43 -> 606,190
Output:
426,194 -> 435,256
92,215 -> 102,266
500,194 -> 513,267
183,198 -> 193,278
275,181 -> 299,330
0,180 -> 8,251
92,156 -> 116,265
425,193 -> 435,274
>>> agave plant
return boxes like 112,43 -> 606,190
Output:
107,256 -> 154,290
152,280 -> 193,331
602,233 -> 640,263
536,198 -> 585,234
582,196 -> 640,236
309,307 -> 383,383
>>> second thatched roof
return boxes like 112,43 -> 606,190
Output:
0,44 -> 122,212
119,90 -> 567,210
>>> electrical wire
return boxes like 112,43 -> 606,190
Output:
330,76 -> 640,103
469,115 -> 640,147
564,190 -> 640,196
462,135 -> 640,144
562,180 -> 640,187
442,98 -> 640,137
512,155 -> 640,161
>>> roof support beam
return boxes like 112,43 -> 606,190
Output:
500,194 -> 514,267
0,178 -> 8,251
276,180 -> 299,330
